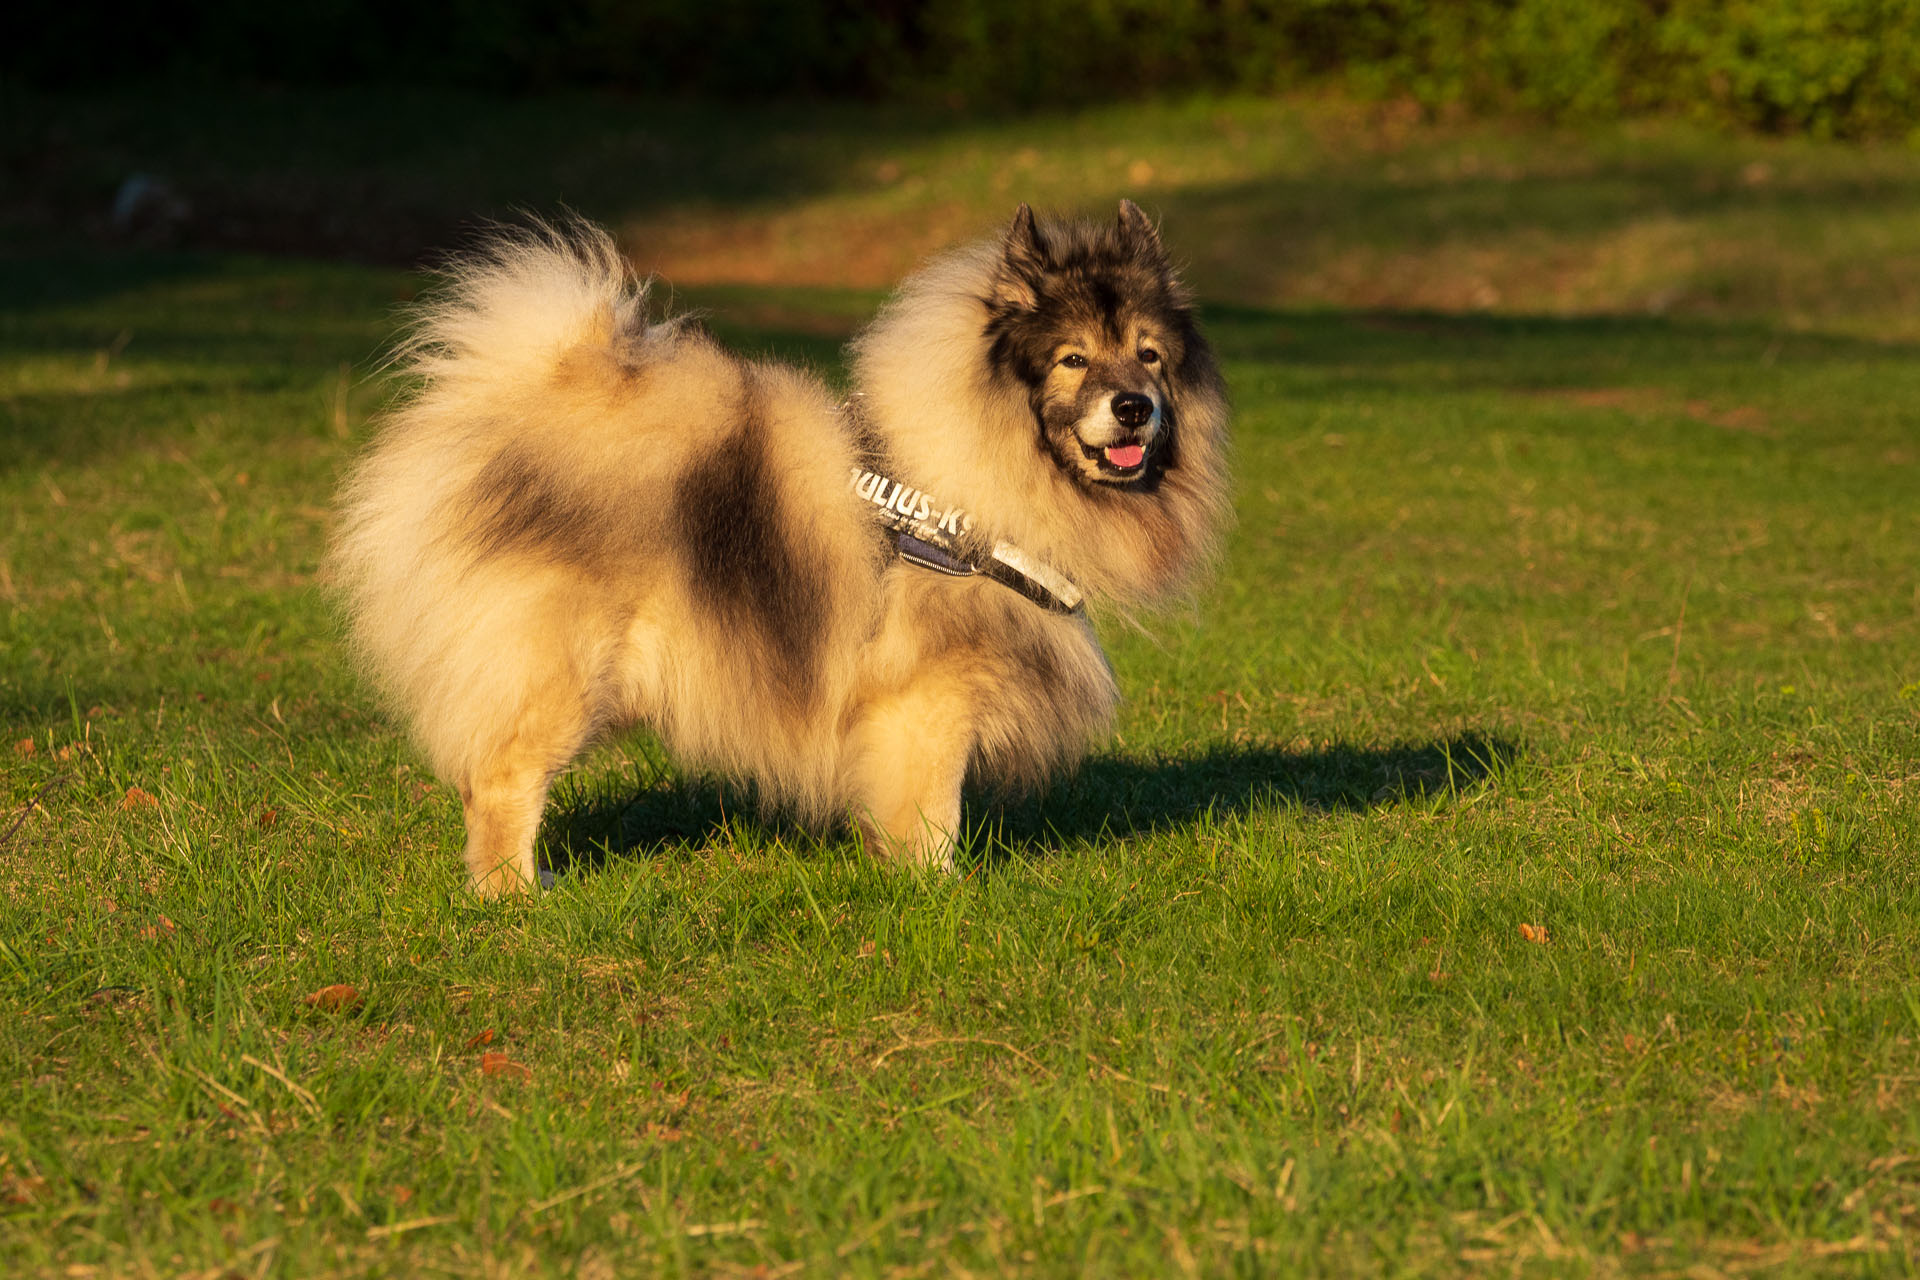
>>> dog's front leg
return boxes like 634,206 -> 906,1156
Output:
848,677 -> 973,871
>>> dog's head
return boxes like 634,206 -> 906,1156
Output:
984,201 -> 1198,488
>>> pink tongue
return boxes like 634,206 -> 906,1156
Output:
1105,444 -> 1145,469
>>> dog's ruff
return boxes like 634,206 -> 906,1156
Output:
331,204 -> 1230,894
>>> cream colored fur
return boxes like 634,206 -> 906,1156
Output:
851,242 -> 1231,607
331,215 -> 1228,894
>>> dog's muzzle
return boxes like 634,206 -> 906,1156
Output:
1077,393 -> 1161,477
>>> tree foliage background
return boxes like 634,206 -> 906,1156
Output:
12,1 -> 1920,137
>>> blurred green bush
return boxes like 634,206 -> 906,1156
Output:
13,0 -> 1920,138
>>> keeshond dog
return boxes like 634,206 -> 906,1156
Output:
331,202 -> 1229,894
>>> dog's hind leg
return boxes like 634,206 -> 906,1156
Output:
453,677 -> 594,897
847,676 -> 974,871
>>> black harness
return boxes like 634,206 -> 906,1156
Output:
848,466 -> 1084,615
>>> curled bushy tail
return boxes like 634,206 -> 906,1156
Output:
329,221 -> 656,781
328,218 -> 861,807
387,218 -> 648,393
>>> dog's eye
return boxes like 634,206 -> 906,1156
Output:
1138,347 -> 1160,365
1059,353 -> 1088,370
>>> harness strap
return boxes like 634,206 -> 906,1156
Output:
847,466 -> 1084,615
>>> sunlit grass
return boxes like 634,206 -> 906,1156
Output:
2,98 -> 1919,1277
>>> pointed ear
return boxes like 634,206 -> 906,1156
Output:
1006,204 -> 1050,270
1117,199 -> 1164,258
994,203 -> 1047,310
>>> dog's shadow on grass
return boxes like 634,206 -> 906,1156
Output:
978,732 -> 1517,858
541,732 -> 1518,877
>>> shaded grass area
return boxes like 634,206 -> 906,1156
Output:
16,88 -> 1920,336
4,122 -> 1920,1274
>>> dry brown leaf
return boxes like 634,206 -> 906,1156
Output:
480,1052 -> 532,1082
1519,922 -> 1549,944
465,1028 -> 496,1050
119,786 -> 158,811
140,915 -> 176,940
304,983 -> 362,1012
12,738 -> 34,758
0,1174 -> 47,1205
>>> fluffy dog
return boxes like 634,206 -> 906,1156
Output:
331,202 -> 1229,894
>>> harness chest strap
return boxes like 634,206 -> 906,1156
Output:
847,466 -> 1085,615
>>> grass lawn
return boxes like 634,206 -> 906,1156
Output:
2,91 -> 1919,1276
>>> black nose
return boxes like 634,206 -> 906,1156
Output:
1111,393 -> 1153,428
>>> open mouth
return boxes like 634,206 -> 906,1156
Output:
1081,439 -> 1149,478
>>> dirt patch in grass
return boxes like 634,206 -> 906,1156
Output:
1521,385 -> 1778,435
618,203 -> 981,292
